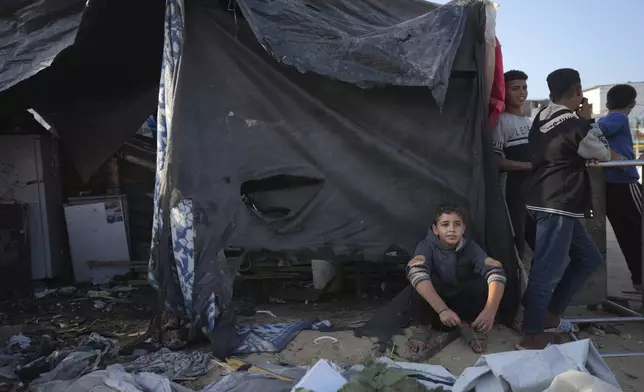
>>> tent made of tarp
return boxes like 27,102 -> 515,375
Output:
0,0 -> 519,357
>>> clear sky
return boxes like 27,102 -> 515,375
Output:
440,0 -> 644,99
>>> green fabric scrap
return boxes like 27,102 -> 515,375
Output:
339,363 -> 443,392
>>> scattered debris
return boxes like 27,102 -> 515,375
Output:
293,359 -> 348,392
314,336 -> 339,345
122,348 -> 213,380
58,287 -> 77,296
256,310 -> 277,318
586,325 -> 606,337
22,333 -> 119,388
34,289 -> 57,299
8,334 -> 30,350
87,290 -> 110,298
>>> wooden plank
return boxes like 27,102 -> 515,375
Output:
88,260 -> 148,268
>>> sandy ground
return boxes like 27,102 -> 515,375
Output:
225,221 -> 644,391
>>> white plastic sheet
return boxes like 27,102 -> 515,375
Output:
451,339 -> 620,392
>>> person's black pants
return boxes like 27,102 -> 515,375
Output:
410,277 -> 488,327
606,182 -> 643,286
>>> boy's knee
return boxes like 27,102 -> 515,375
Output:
485,258 -> 503,268
407,255 -> 425,267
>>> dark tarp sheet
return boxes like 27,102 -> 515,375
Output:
0,0 -> 165,181
149,0 -> 518,357
0,0 -> 86,92
235,0 -> 468,106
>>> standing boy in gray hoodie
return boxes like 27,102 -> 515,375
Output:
406,203 -> 506,356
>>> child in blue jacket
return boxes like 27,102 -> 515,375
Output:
598,84 -> 641,291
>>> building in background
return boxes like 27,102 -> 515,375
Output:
521,99 -> 550,119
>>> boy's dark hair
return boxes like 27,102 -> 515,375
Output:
434,202 -> 467,224
547,68 -> 581,102
504,70 -> 528,84
606,84 -> 637,110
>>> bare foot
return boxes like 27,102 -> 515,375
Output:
407,325 -> 432,353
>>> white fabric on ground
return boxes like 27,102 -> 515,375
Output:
451,339 -> 620,392
29,364 -> 194,392
544,370 -> 622,392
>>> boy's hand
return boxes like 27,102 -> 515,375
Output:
576,98 -> 592,120
472,307 -> 496,333
439,309 -> 461,327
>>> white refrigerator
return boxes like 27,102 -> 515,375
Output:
64,195 -> 131,284
0,134 -> 64,280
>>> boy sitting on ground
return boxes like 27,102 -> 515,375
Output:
406,203 -> 506,356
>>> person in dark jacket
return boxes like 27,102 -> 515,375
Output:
406,203 -> 506,356
519,68 -> 612,350
598,84 -> 642,292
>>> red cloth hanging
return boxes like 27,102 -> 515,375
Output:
488,37 -> 505,130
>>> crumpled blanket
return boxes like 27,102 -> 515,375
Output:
29,364 -> 194,392
27,333 -> 120,388
122,348 -> 213,379
234,320 -> 332,354
451,339 -> 620,392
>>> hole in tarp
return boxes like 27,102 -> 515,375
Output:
241,174 -> 324,220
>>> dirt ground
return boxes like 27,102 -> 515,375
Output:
1,221 -> 642,391
230,221 -> 644,391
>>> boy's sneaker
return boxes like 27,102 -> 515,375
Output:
544,318 -> 578,333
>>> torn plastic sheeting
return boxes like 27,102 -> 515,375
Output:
29,364 -> 194,392
451,339 -> 620,392
0,0 -> 87,92
122,348 -> 214,380
235,0 -> 470,106
26,334 -> 119,387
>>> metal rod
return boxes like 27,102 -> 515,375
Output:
602,300 -> 644,318
590,159 -> 644,168
641,170 -> 644,312
121,153 -> 156,171
563,316 -> 644,324
569,332 -> 644,357
601,352 -> 644,358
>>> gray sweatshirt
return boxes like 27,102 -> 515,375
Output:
407,233 -> 506,296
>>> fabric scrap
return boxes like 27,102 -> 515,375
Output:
234,320 -> 332,354
341,362 -> 442,392
122,348 -> 213,379
488,36 -> 505,130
